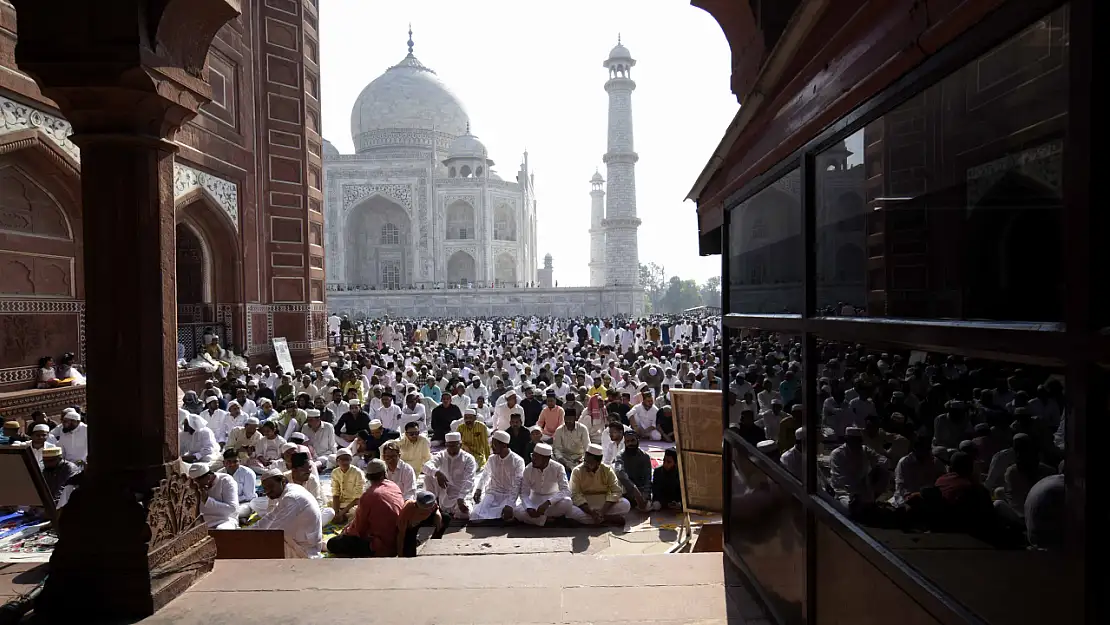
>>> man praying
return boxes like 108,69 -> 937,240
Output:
328,459 -> 404,558
566,443 -> 631,526
252,468 -> 324,558
514,443 -> 573,526
471,430 -> 524,521
188,462 -> 239,529
422,431 -> 477,520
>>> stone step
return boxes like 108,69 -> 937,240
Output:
418,536 -> 574,556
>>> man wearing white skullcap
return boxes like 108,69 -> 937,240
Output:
565,443 -> 631,525
201,394 -> 233,445
252,466 -> 324,558
188,462 -> 239,529
226,415 -> 264,466
455,407 -> 491,469
422,431 -> 477,519
829,426 -> 886,506
18,423 -> 58,469
780,426 -> 809,482
300,408 -> 337,470
513,443 -> 573,526
471,430 -> 525,521
50,409 -> 88,466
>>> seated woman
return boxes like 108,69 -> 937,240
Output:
37,356 -> 58,388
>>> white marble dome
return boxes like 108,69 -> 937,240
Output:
350,52 -> 469,152
322,138 -> 341,158
447,129 -> 488,159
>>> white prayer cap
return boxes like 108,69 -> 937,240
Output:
795,427 -> 806,440
259,467 -> 284,481
63,407 -> 78,416
280,442 -> 298,453
844,426 -> 864,437
186,463 -> 212,479
757,440 -> 777,453
32,424 -> 50,433
305,409 -> 321,418
529,425 -> 542,432
289,432 -> 307,442
492,430 -> 511,444
227,400 -> 241,408
63,411 -> 82,422
648,367 -> 658,375
259,398 -> 272,406
320,360 -> 329,366
586,443 -> 603,457
330,362 -> 337,367
336,447 -> 352,458
205,395 -> 219,404
245,416 -> 260,425
369,419 -> 383,430
533,443 -> 553,457
42,447 -> 62,458
445,432 -> 462,443
464,408 -> 477,416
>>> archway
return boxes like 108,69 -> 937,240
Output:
964,171 -> 1061,321
446,200 -> 475,240
495,252 -> 517,286
344,194 -> 411,289
494,203 -> 517,241
447,250 -> 476,286
175,191 -> 242,354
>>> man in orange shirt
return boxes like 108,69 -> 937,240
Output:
327,459 -> 404,557
537,389 -> 565,441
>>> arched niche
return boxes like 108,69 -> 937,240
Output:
494,203 -> 517,241
175,189 -> 242,307
345,194 -> 411,288
446,200 -> 475,240
446,250 -> 476,285
0,135 -> 83,300
494,252 -> 517,285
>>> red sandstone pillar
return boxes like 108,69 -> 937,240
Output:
12,0 -> 240,620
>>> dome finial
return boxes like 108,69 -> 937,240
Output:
407,23 -> 414,55
466,121 -> 471,135
618,33 -> 621,45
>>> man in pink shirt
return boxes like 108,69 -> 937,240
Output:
327,459 -> 404,557
537,388 -> 565,441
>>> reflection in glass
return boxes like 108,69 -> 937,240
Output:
810,336 -> 1072,625
728,169 -> 803,314
815,6 -> 1069,322
728,443 -> 807,623
725,328 -> 806,471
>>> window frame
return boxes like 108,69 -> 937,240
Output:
718,2 -> 1095,624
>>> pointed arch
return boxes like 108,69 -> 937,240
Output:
447,250 -> 476,285
175,190 -> 242,306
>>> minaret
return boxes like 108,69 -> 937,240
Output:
588,169 -> 606,286
602,36 -> 641,287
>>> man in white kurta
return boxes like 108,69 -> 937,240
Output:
300,410 -> 337,470
51,410 -> 88,466
422,432 -> 477,519
202,395 -> 234,445
471,430 -> 524,521
253,469 -> 324,558
188,462 -> 239,529
513,443 -> 573,526
180,412 -> 220,464
382,441 -> 417,501
218,448 -> 258,521
227,416 -> 264,465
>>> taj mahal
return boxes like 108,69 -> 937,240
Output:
324,30 -> 644,317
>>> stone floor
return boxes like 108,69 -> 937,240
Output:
141,553 -> 772,625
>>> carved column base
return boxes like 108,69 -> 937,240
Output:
33,468 -> 213,623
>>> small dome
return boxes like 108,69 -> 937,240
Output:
590,170 -> 604,183
447,126 -> 488,159
544,253 -> 553,260
608,42 -> 631,60
322,139 -> 340,158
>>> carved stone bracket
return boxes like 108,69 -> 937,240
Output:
0,94 -> 80,160
173,161 -> 239,229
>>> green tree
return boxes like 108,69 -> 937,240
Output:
659,276 -> 704,313
639,262 -> 666,312
699,276 -> 721,307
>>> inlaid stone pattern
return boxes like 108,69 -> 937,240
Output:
173,162 -> 239,230
341,183 -> 412,212
0,95 -> 80,160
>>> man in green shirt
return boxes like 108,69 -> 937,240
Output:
565,443 -> 630,526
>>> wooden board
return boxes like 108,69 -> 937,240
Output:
670,389 -> 723,514
209,529 -> 286,559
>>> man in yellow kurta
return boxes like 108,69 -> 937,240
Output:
457,408 -> 490,469
565,443 -> 631,525
330,448 -> 364,525
398,421 -> 432,470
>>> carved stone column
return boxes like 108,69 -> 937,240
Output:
11,0 -> 240,621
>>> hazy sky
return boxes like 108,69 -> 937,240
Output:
318,0 -> 738,286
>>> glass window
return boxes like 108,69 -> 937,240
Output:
808,334 -> 1075,625
728,168 -> 802,314
380,223 -> 400,245
815,7 -> 1068,322
725,327 -> 805,471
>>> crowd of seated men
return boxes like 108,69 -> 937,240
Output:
727,332 -> 1067,550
